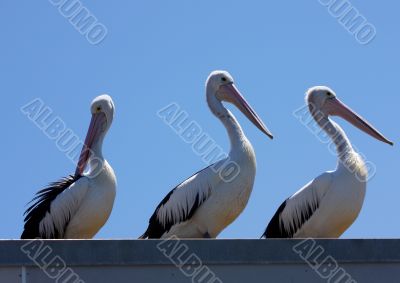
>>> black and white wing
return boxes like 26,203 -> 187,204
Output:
140,167 -> 214,239
263,172 -> 333,238
21,175 -> 89,239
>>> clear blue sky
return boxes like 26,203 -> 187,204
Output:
1,1 -> 398,239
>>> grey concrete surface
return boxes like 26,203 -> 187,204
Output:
0,239 -> 399,283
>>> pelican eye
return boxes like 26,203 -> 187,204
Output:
221,77 -> 227,82
96,106 -> 102,112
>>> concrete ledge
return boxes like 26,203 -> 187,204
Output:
1,239 -> 400,266
1,240 -> 400,283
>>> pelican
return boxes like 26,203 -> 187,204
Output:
140,70 -> 273,239
21,95 -> 116,239
263,86 -> 393,238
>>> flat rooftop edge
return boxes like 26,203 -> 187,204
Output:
1,239 -> 399,267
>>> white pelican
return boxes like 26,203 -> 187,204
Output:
140,70 -> 273,239
21,95 -> 116,239
263,86 -> 393,238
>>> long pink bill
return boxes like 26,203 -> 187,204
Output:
74,112 -> 107,177
220,83 -> 274,139
326,98 -> 393,146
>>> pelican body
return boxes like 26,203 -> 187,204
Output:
263,87 -> 393,238
141,71 -> 273,239
21,95 -> 116,239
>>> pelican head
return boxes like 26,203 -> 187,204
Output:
75,94 -> 115,177
206,70 -> 273,139
90,94 -> 115,131
306,86 -> 393,146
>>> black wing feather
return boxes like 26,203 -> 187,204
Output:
140,166 -> 211,239
262,198 -> 320,238
21,175 -> 80,239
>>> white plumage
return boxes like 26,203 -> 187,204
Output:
156,171 -> 212,229
39,177 -> 89,238
263,86 -> 393,238
141,71 -> 273,239
22,95 -> 116,239
280,173 -> 332,236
